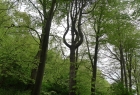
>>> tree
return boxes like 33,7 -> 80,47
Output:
63,0 -> 90,94
83,0 -> 107,94
103,1 -> 140,94
30,0 -> 57,95
11,0 -> 58,94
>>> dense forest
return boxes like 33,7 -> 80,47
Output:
0,0 -> 140,95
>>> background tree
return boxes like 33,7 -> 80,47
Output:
62,0 -> 93,94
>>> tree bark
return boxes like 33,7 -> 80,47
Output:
127,53 -> 132,92
28,50 -> 40,92
120,44 -> 128,93
119,47 -> 124,85
69,47 -> 76,95
32,0 -> 56,95
91,35 -> 99,95
134,56 -> 139,95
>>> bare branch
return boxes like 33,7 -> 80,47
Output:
105,45 -> 120,61
28,0 -> 43,22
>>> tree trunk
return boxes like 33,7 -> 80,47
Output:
128,55 -> 132,92
123,59 -> 128,92
120,61 -> 124,84
119,44 -> 125,94
91,35 -> 99,95
133,55 -> 139,95
32,0 -> 56,95
120,44 -> 128,93
136,79 -> 139,95
69,47 -> 76,95
27,50 -> 40,91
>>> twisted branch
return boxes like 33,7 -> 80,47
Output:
63,4 -> 71,48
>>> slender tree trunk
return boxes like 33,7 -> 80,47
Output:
128,68 -> 132,92
32,0 -> 56,95
134,69 -> 139,95
123,60 -> 128,92
120,61 -> 124,84
119,44 -> 125,94
128,55 -> 132,92
91,35 -> 99,95
133,54 -> 139,95
136,79 -> 139,95
119,48 -> 124,85
120,45 -> 128,93
136,82 -> 140,95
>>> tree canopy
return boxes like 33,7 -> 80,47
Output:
0,0 -> 140,95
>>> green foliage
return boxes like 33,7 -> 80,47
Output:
109,82 -> 135,95
40,50 -> 111,95
0,88 -> 30,95
13,11 -> 31,26
72,60 -> 110,95
41,80 -> 68,95
95,71 -> 110,95
0,1 -> 12,27
76,61 -> 91,95
41,49 -> 69,95
0,14 -> 38,90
